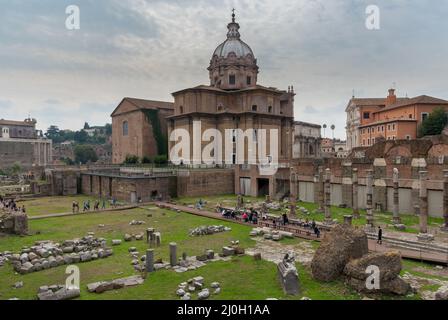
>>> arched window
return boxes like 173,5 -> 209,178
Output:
179,106 -> 184,114
268,106 -> 273,113
122,121 -> 128,136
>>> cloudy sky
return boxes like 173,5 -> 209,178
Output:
1,0 -> 447,139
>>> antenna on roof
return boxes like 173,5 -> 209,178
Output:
352,89 -> 355,98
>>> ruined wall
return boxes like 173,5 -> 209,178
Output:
177,169 -> 235,197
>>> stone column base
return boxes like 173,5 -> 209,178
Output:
392,217 -> 402,225
417,233 -> 434,242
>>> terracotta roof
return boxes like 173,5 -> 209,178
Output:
374,95 -> 448,113
111,97 -> 174,117
123,97 -> 174,110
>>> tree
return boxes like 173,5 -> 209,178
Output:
141,156 -> 152,164
105,123 -> 112,136
418,107 -> 448,137
84,122 -> 90,130
153,154 -> 168,166
74,130 -> 88,143
74,145 -> 98,164
124,155 -> 139,164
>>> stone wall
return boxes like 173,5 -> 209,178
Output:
81,173 -> 177,203
177,169 -> 235,197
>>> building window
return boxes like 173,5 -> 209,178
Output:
363,112 -> 370,119
421,112 -> 429,121
268,106 -> 273,113
372,127 -> 375,133
392,124 -> 396,130
409,114 -> 413,119
382,126 -> 384,132
229,75 -> 236,85
252,105 -> 258,112
367,138 -> 370,145
406,135 -> 411,140
122,121 -> 128,136
388,124 -> 391,131
372,138 -> 375,144
253,129 -> 258,142
247,76 -> 251,85
393,136 -> 396,140
367,128 -> 370,134
179,106 -> 184,114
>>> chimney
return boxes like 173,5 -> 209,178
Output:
386,88 -> 397,106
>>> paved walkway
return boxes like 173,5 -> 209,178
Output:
155,202 -> 448,265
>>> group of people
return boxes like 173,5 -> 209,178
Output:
0,196 -> 26,214
72,198 -> 117,214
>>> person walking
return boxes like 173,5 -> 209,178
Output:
377,226 -> 383,245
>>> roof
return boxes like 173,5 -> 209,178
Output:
0,119 -> 36,127
373,95 -> 448,113
111,97 -> 174,117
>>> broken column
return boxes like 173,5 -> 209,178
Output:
146,228 -> 155,245
373,158 -> 387,212
146,249 -> 154,273
342,162 -> 353,208
352,168 -> 360,219
324,168 -> 333,224
343,215 -> 353,226
411,158 -> 427,215
289,168 -> 297,216
314,166 -> 324,213
365,169 -> 375,231
442,170 -> 448,232
417,171 -> 434,241
392,168 -> 401,224
169,242 -> 178,266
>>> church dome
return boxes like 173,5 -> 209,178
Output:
211,12 -> 255,59
213,39 -> 254,58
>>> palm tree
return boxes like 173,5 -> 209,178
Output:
323,124 -> 327,138
331,124 -> 335,140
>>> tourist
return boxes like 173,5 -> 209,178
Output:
112,197 -> 117,208
311,220 -> 316,230
101,199 -> 106,210
242,211 -> 249,222
377,226 -> 383,245
21,205 -> 26,213
282,212 -> 289,225
314,226 -> 320,238
72,201 -> 77,213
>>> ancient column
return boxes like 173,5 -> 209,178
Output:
146,228 -> 155,246
442,170 -> 448,232
146,249 -> 154,273
342,162 -> 353,208
169,242 -> 177,266
417,171 -> 434,241
289,168 -> 297,216
365,169 -> 374,230
373,158 -> 387,212
411,158 -> 427,215
324,168 -> 332,224
419,171 -> 429,234
352,168 -> 359,219
392,168 -> 401,224
315,167 -> 324,212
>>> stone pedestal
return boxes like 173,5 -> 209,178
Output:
277,255 -> 299,295
342,162 -> 353,208
315,167 -> 324,213
146,249 -> 154,273
343,215 -> 353,226
411,158 -> 427,215
373,158 -> 387,213
169,242 -> 177,267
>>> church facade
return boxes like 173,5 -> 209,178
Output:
167,13 -> 295,197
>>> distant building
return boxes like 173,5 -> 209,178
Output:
321,138 -> 347,158
0,118 -> 52,168
321,138 -> 334,154
111,98 -> 174,164
334,140 -> 348,158
346,88 -> 448,150
292,121 -> 321,158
